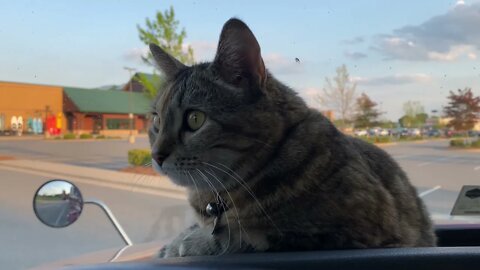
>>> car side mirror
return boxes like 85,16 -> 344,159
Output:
33,180 -> 84,228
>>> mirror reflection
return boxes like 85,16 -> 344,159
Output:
34,180 -> 83,228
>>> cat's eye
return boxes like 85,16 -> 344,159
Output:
151,113 -> 160,131
186,111 -> 206,131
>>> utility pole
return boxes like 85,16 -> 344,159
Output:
124,67 -> 136,144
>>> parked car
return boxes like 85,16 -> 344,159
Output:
426,129 -> 441,137
354,129 -> 368,136
409,128 -> 421,136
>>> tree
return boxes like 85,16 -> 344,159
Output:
443,88 -> 480,132
317,64 -> 357,127
399,101 -> 426,128
353,93 -> 381,128
137,6 -> 194,65
136,6 -> 194,98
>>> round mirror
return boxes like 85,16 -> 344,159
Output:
33,180 -> 84,228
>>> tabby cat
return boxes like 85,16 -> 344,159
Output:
148,18 -> 436,257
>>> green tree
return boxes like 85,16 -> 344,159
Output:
136,6 -> 195,98
317,64 -> 357,127
353,93 -> 381,129
444,88 -> 480,132
399,101 -> 426,128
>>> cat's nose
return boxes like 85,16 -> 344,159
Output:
152,151 -> 168,167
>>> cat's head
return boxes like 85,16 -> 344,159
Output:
148,18 -> 304,190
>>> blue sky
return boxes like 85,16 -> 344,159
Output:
1,0 -> 479,120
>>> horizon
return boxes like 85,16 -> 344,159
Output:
1,0 -> 480,121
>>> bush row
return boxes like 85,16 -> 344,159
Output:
128,149 -> 152,166
450,139 -> 480,148
58,134 -> 121,140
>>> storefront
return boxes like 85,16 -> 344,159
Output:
0,81 -> 65,134
0,81 -> 151,136
63,87 -> 150,136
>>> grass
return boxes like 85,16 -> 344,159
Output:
450,138 -> 480,148
360,136 -> 393,144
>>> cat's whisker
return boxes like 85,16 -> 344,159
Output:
143,161 -> 152,167
130,172 -> 148,193
202,161 -> 283,236
186,170 -> 204,224
196,169 -> 231,256
202,168 -> 245,249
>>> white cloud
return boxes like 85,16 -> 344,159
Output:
352,73 -> 432,86
372,2 -> 480,61
341,36 -> 365,45
123,46 -> 149,64
188,41 -> 217,62
344,51 -> 368,60
263,53 -> 304,74
427,45 -> 477,61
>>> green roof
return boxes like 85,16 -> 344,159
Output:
64,87 -> 151,114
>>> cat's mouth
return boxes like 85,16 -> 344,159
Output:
152,158 -> 163,174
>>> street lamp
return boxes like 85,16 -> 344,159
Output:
124,67 -> 136,144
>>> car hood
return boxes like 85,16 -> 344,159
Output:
30,241 -> 164,270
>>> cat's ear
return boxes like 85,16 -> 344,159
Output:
149,43 -> 186,79
212,18 -> 267,91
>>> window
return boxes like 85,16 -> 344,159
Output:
106,119 -> 134,130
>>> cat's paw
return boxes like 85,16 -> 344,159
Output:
161,227 -> 219,258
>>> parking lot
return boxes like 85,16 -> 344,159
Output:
384,139 -> 480,222
1,137 -> 480,269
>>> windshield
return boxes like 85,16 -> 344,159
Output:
1,0 -> 480,269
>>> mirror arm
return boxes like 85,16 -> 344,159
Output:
84,199 -> 133,246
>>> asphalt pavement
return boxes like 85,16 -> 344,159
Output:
35,200 -> 71,227
383,139 -> 480,221
1,138 -> 480,269
0,168 -> 192,270
0,136 -> 150,170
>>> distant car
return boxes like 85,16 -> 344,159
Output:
354,129 -> 368,136
468,130 -> 480,137
409,128 -> 421,136
378,129 -> 390,136
426,129 -> 441,137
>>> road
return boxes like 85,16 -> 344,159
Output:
383,139 -> 480,221
1,138 -> 480,269
0,168 -> 192,270
0,136 -> 150,170
35,199 -> 71,227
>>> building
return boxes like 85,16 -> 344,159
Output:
63,87 -> 151,136
0,81 -> 152,135
0,81 -> 64,133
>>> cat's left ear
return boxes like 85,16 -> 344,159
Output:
212,18 -> 267,91
149,43 -> 186,80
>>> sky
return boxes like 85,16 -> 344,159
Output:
1,0 -> 480,120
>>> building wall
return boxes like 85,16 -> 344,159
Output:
0,82 -> 66,131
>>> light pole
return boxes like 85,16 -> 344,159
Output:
124,67 -> 136,144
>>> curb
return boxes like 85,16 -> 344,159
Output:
0,159 -> 186,199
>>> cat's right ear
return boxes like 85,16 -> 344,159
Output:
211,18 -> 267,92
149,43 -> 186,79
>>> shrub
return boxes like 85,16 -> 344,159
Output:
63,133 -> 76,140
128,149 -> 152,166
79,133 -> 93,139
471,140 -> 480,148
450,139 -> 466,147
96,135 -> 106,139
374,136 -> 392,143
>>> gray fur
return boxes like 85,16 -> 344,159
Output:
149,18 -> 436,257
